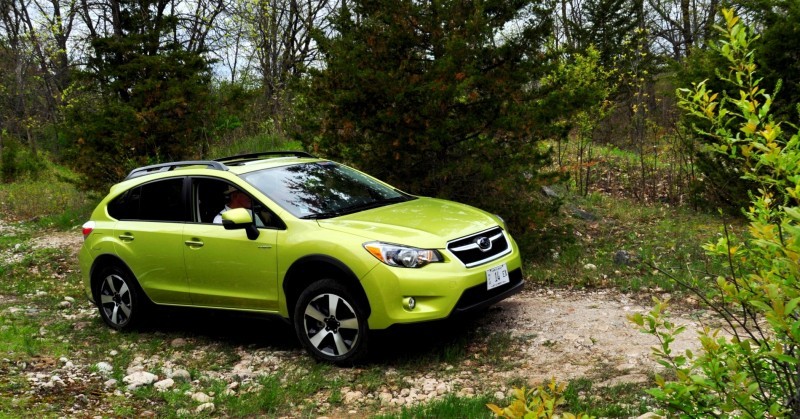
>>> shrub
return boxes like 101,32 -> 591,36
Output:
487,379 -> 593,419
631,9 -> 800,417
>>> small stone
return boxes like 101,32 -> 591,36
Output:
95,362 -> 113,375
104,378 -> 117,388
64,296 -> 76,303
154,378 -> 174,391
343,390 -> 363,404
613,250 -> 632,266
494,391 -> 505,401
170,369 -> 191,382
109,350 -> 118,356
57,301 -> 71,309
171,338 -> 187,348
379,392 -> 392,405
123,371 -> 158,389
583,263 -> 597,270
195,403 -> 214,413
192,392 -> 212,403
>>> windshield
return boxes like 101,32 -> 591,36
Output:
243,162 -> 413,219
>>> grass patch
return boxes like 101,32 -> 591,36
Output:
526,190 -> 740,294
376,394 -> 494,419
563,378 -> 654,417
0,176 -> 95,226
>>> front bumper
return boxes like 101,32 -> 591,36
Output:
361,249 -> 523,329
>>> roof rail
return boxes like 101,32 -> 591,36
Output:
125,160 -> 228,180
215,151 -> 317,165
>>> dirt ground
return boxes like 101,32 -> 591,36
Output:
483,287 -> 710,387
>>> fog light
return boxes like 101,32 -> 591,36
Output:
403,297 -> 416,311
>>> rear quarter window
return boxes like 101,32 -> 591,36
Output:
108,178 -> 186,222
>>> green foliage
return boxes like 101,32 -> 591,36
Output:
567,0 -> 641,69
487,379 -> 593,419
299,0 -> 609,247
633,9 -> 800,416
62,1 -> 212,189
0,157 -> 94,223
676,0 -> 800,212
379,394 -> 494,419
0,136 -> 46,182
743,0 -> 800,127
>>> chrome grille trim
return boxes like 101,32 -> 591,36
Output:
446,227 -> 512,268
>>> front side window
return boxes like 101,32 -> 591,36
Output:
108,178 -> 186,222
192,177 -> 284,228
243,162 -> 413,219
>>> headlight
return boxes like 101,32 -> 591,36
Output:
363,242 -> 443,268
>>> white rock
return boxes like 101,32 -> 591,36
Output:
170,338 -> 187,348
104,378 -> 117,388
109,350 -> 118,356
57,301 -> 71,309
379,392 -> 392,405
64,296 -> 75,303
192,392 -> 212,403
170,369 -> 191,382
95,362 -> 113,375
195,403 -> 215,413
494,391 -> 505,400
123,371 -> 158,389
584,263 -> 598,270
154,378 -> 174,391
343,390 -> 363,404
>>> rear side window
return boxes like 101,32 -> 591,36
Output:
108,178 -> 186,222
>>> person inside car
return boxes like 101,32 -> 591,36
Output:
213,186 -> 253,224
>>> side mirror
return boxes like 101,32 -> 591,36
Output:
221,208 -> 260,240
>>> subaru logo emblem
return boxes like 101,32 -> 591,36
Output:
476,237 -> 492,252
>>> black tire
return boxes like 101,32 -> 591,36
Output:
293,279 -> 368,364
93,264 -> 146,330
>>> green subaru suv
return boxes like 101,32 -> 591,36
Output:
79,151 -> 523,363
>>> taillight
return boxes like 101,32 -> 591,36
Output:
82,221 -> 96,240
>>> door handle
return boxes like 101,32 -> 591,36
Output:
185,239 -> 204,248
119,233 -> 134,242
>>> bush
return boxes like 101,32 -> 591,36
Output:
486,379 -> 593,419
1,136 -> 46,183
631,9 -> 800,417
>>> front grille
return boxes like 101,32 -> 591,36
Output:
446,227 -> 511,268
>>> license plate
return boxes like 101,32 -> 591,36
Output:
486,263 -> 510,290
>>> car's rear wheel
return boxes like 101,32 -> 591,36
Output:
293,279 -> 368,364
94,265 -> 144,330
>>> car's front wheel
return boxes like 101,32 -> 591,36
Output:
293,279 -> 368,364
93,265 -> 145,330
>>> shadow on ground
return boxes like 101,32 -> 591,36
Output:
126,304 -> 491,365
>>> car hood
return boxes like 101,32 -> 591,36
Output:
316,197 -> 499,248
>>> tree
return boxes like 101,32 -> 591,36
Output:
746,0 -> 800,127
569,0 -> 641,68
64,0 -> 213,188
299,0 -> 607,243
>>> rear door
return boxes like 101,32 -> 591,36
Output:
109,177 -> 191,304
